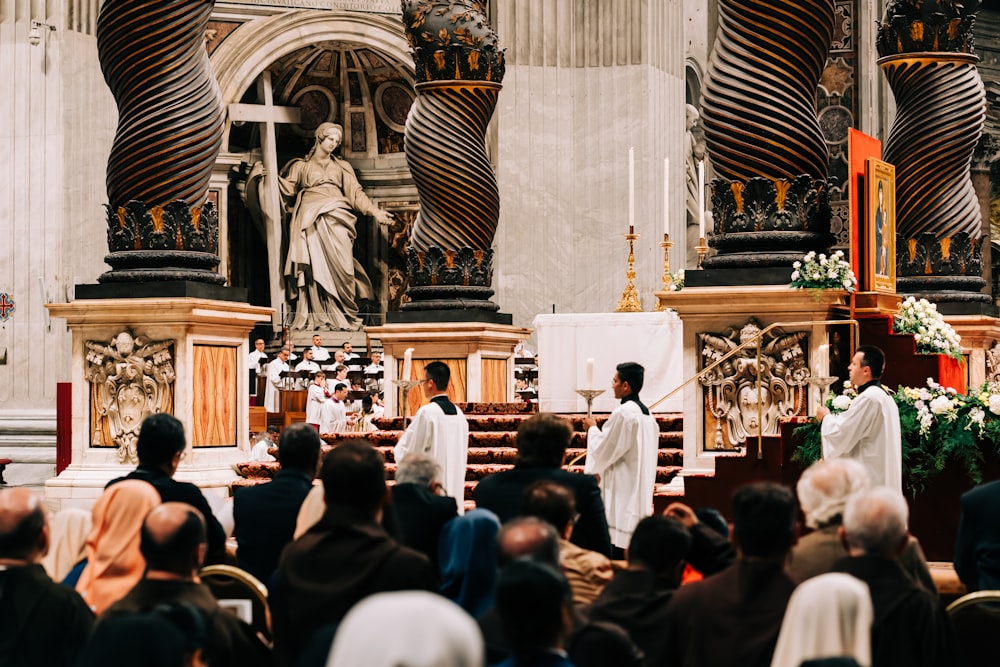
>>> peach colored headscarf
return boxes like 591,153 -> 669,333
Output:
76,480 -> 161,614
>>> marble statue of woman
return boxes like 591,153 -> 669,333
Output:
686,104 -> 708,269
277,123 -> 393,330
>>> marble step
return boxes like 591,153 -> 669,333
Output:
320,430 -> 682,449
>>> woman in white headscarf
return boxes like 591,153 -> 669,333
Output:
41,507 -> 91,582
326,591 -> 483,667
770,572 -> 873,667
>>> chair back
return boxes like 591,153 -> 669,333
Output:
199,564 -> 271,640
946,589 -> 1000,667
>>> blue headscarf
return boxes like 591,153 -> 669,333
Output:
438,508 -> 501,617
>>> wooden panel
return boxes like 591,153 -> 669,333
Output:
248,406 -> 267,434
481,358 -> 507,402
399,358 -> 467,415
192,345 -> 237,447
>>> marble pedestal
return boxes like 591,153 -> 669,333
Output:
44,298 -> 272,511
366,322 -> 531,417
655,285 -> 849,478
944,315 -> 1000,387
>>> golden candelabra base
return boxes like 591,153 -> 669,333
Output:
696,236 -> 709,270
654,233 -> 673,311
394,379 -> 423,425
616,230 -> 642,312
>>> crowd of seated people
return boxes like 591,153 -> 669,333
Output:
1,411 -> 990,667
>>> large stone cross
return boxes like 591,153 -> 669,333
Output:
228,71 -> 300,330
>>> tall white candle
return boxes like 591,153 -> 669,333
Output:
628,147 -> 635,232
402,348 -> 414,381
663,157 -> 670,236
698,160 -> 706,238
586,358 -> 594,390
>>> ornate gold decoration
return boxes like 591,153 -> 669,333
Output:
699,320 -> 810,449
616,230 -> 642,312
86,330 -> 176,463
654,233 -> 674,311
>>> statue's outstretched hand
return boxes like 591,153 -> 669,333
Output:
374,209 -> 394,226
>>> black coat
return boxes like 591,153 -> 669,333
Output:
233,468 -> 314,583
390,482 -> 457,570
954,479 -> 1000,592
473,466 -> 612,557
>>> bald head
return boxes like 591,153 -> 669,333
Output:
497,517 -> 560,568
0,488 -> 47,562
140,502 -> 207,576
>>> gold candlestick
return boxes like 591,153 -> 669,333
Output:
655,233 -> 674,311
696,236 -> 709,270
616,227 -> 642,312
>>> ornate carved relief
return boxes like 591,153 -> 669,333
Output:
699,320 -> 810,449
86,331 -> 176,463
987,342 -> 1000,383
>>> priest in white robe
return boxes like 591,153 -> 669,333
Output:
583,362 -> 659,551
817,345 -> 902,494
309,334 -> 331,363
248,338 -> 268,374
319,382 -> 354,433
264,347 -> 291,413
394,361 -> 469,513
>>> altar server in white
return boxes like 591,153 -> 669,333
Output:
264,346 -> 291,413
583,362 -> 659,551
816,345 -> 902,495
319,382 -> 354,433
306,372 -> 328,429
394,361 -> 469,513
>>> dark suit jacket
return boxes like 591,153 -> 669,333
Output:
473,466 -> 612,557
0,564 -> 94,667
585,569 -> 676,667
955,479 -> 1000,591
663,560 -> 797,667
108,466 -> 227,563
233,468 -> 314,583
390,482 -> 457,570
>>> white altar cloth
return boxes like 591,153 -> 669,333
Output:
532,312 -> 684,414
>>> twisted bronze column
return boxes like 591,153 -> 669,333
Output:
400,0 -> 505,313
701,0 -> 835,269
97,0 -> 224,284
878,0 -> 989,303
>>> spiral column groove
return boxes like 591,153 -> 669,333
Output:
96,0 -> 224,284
700,0 -> 835,270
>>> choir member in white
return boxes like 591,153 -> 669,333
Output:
393,361 -> 469,513
583,361 -> 659,552
309,334 -> 331,363
264,346 -> 291,413
248,338 -> 268,374
816,345 -> 902,494
319,382 -> 355,433
306,372 -> 329,429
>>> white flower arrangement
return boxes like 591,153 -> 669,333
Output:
831,394 -> 853,411
893,297 -> 963,361
665,270 -> 684,292
790,250 -> 857,292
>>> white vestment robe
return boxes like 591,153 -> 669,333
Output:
265,358 -> 289,413
394,398 -> 469,513
306,384 -> 327,425
585,399 -> 659,549
310,345 -> 330,362
248,350 -> 268,374
319,399 -> 349,433
821,383 -> 902,494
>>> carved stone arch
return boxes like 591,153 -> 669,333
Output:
685,58 -> 703,108
210,10 -> 413,148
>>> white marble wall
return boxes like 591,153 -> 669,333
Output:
491,0 -> 687,331
0,3 -> 115,484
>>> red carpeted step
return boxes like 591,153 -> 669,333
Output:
372,413 -> 683,433
321,431 -> 681,450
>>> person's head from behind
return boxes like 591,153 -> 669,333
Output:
731,482 -> 797,560
424,361 -> 451,396
496,516 -> 561,568
495,560 -> 573,655
395,453 -> 444,494
137,413 -> 186,474
521,480 -> 577,539
849,345 -> 885,387
613,362 -> 644,399
568,621 -> 644,667
76,601 -> 211,667
0,487 -> 47,563
628,515 -> 692,584
140,503 -> 207,577
515,412 -> 572,468
361,394 -> 374,413
841,487 -> 909,558
797,458 -> 871,530
321,440 -> 386,518
277,422 -> 322,477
